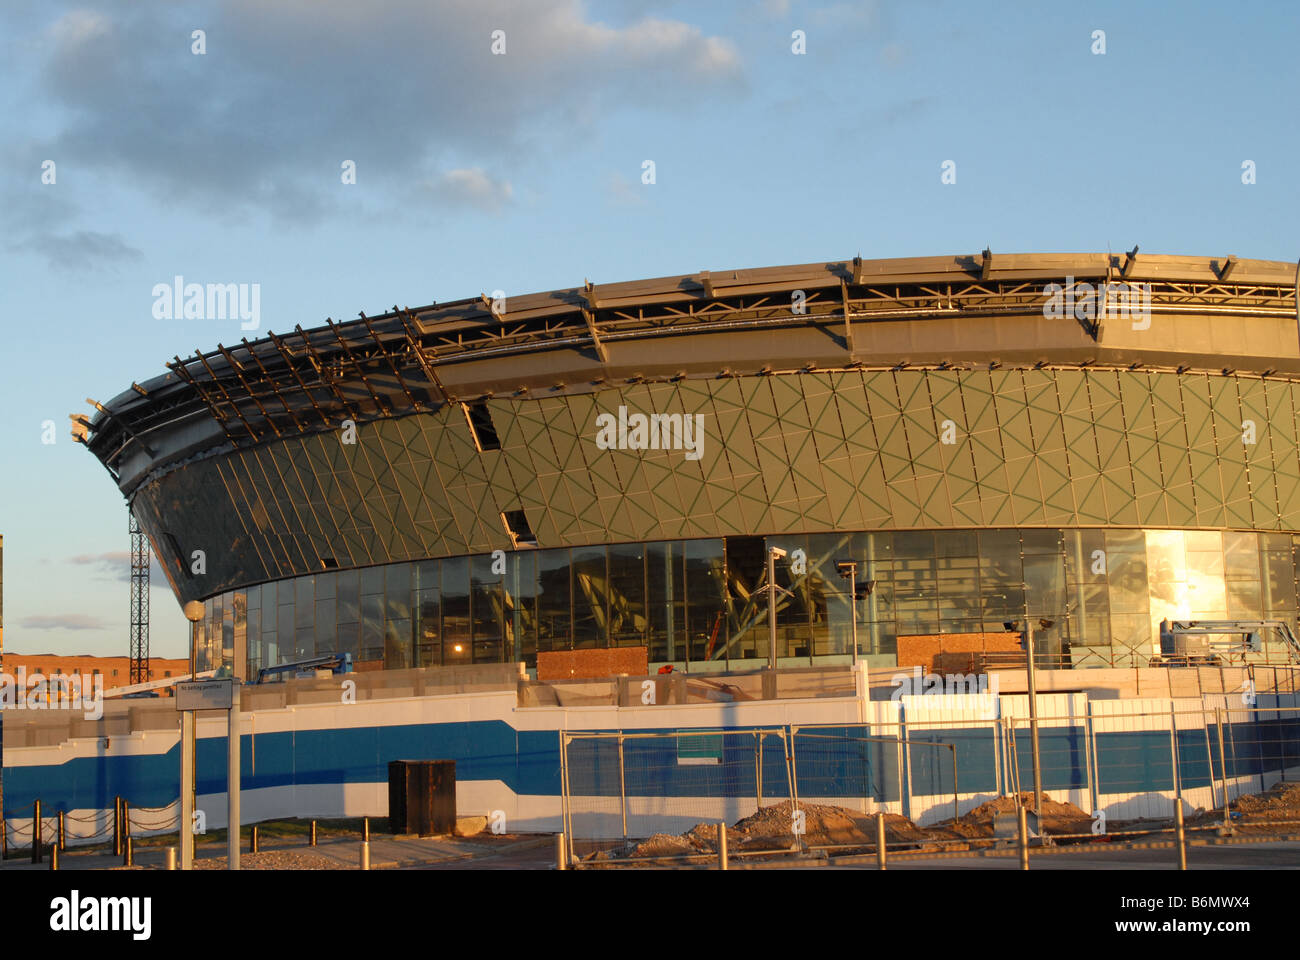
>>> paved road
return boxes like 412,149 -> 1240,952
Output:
862,841 -> 1300,870
8,835 -> 1298,870
0,833 -> 552,871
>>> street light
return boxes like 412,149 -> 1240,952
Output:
836,562 -> 877,666
766,547 -> 787,670
180,600 -> 204,871
1004,616 -> 1054,820
183,600 -> 204,677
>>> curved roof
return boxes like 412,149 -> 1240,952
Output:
81,251 -> 1300,495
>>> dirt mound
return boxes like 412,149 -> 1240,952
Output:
587,793 -> 1099,862
946,792 -> 1091,836
589,801 -> 947,861
1234,780 -> 1300,816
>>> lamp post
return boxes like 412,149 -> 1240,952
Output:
837,561 -> 859,666
181,601 -> 203,871
766,547 -> 787,670
1005,616 -> 1052,820
835,562 -> 876,667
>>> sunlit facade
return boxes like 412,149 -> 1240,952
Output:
190,526 -> 1300,675
81,254 -> 1300,677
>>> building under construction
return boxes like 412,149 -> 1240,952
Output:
73,252 -> 1300,679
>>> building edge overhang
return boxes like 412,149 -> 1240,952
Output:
81,251 -> 1300,496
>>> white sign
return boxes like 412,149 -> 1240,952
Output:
176,679 -> 235,712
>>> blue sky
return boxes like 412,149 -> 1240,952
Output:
1,0 -> 1298,659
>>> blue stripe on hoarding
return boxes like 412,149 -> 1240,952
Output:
4,716 -> 1266,815
2,720 -> 530,814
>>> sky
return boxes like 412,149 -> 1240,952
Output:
1,0 -> 1298,659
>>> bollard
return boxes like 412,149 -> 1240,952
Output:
124,836 -> 134,867
717,822 -> 728,871
166,847 -> 177,871
555,832 -> 567,871
50,844 -> 59,871
1018,805 -> 1029,871
875,812 -> 887,870
363,817 -> 370,843
1174,802 -> 1187,871
114,796 -> 121,857
32,800 -> 42,865
360,840 -> 370,871
58,810 -> 66,852
309,820 -> 317,847
250,825 -> 260,854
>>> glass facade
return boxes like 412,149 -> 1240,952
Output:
201,528 -> 1300,678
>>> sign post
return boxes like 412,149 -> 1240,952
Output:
179,710 -> 194,870
176,678 -> 240,870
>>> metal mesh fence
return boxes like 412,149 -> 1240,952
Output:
561,728 -> 794,861
559,700 -> 1300,864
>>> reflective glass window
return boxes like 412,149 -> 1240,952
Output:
536,548 -> 571,652
441,557 -> 471,663
647,541 -> 685,662
686,539 -> 726,663
471,554 -> 503,663
607,543 -> 647,647
571,545 -> 606,649
724,537 -> 767,663
507,551 -> 537,664
337,570 -> 360,623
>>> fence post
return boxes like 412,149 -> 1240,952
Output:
57,810 -> 65,852
359,840 -> 370,870
875,811 -> 887,870
789,726 -> 802,835
782,727 -> 799,838
717,822 -> 728,871
1174,801 -> 1187,871
949,744 -> 959,824
122,798 -> 131,850
1216,708 -> 1230,831
617,733 -> 628,843
1169,702 -> 1183,805
2,810 -> 7,860
560,733 -> 572,858
755,732 -> 763,811
113,795 -> 121,856
362,817 -> 370,843
555,832 -> 567,871
309,820 -> 317,846
32,800 -> 42,864
1017,805 -> 1029,871
250,825 -> 260,853
124,836 -> 134,867
50,843 -> 59,871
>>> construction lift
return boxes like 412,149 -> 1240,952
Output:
1155,619 -> 1300,666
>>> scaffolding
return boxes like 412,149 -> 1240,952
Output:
128,510 -> 150,685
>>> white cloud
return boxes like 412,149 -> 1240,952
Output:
7,0 -> 745,226
423,168 -> 514,212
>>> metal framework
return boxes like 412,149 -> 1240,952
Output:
129,510 -> 150,684
82,252 -> 1300,486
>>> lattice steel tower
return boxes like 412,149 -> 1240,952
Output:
129,510 -> 150,684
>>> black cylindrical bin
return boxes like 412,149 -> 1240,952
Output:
388,760 -> 456,837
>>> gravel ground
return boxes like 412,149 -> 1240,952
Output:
191,850 -> 347,870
